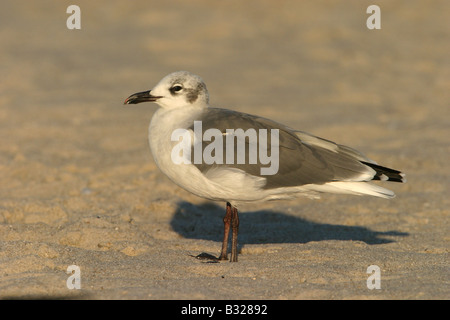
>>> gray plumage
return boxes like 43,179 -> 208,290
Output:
190,108 -> 404,190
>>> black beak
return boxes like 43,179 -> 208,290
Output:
124,90 -> 162,105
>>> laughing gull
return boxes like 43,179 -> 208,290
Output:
124,71 -> 405,262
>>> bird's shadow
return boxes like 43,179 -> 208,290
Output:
170,201 -> 408,245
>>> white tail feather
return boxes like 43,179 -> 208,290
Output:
304,181 -> 395,199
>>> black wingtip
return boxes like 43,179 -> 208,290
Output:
362,161 -> 406,183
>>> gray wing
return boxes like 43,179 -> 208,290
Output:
189,108 -> 376,189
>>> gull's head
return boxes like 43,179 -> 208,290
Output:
124,71 -> 209,109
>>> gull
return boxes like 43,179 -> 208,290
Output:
124,71 -> 405,262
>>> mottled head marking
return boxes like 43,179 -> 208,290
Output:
185,81 -> 207,103
147,71 -> 209,109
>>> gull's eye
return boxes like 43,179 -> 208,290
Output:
170,85 -> 183,93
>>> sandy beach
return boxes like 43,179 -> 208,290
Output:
0,1 -> 448,299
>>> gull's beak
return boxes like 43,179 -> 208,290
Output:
124,90 -> 162,105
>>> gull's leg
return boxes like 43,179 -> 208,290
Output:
192,202 -> 234,263
230,206 -> 239,262
218,202 -> 232,260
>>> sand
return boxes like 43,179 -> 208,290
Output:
0,0 -> 448,300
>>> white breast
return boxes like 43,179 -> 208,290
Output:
148,106 -> 226,201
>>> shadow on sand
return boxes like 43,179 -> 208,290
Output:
170,201 -> 408,246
